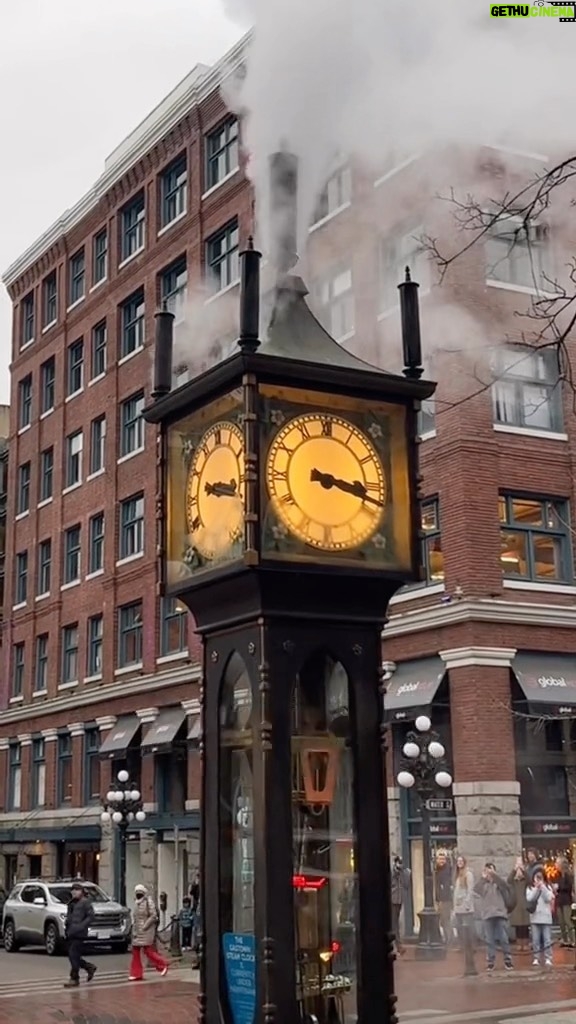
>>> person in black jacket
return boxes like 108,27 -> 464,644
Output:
63,882 -> 97,988
434,851 -> 454,945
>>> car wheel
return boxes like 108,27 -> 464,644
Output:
3,920 -> 19,952
45,922 -> 61,956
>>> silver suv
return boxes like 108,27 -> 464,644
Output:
2,880 -> 131,956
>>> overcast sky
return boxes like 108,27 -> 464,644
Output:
0,0 -> 241,405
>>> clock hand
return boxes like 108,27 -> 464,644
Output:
310,469 -> 384,508
204,479 -> 238,497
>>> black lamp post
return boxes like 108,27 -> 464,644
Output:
396,715 -> 452,961
101,768 -> 146,907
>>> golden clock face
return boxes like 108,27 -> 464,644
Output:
265,412 -> 386,551
186,421 -> 245,559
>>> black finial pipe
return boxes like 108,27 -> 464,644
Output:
238,237 -> 262,353
152,302 -> 175,399
269,149 -> 298,274
398,266 -> 424,380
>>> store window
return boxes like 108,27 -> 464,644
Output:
499,494 -> 572,582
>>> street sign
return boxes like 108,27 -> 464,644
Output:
425,798 -> 453,812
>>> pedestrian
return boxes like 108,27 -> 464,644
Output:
526,848 -> 544,882
63,881 -> 97,988
507,857 -> 530,953
554,856 -> 574,948
453,856 -> 477,975
527,868 -> 554,968
189,873 -> 200,913
0,886 -> 6,941
180,896 -> 194,951
474,863 -> 514,972
390,855 -> 411,955
434,851 -> 454,946
129,883 -> 169,981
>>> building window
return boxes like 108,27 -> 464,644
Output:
120,289 -> 145,358
40,356 -> 55,414
161,258 -> 187,324
160,597 -> 188,655
69,249 -> 85,305
17,462 -> 31,515
119,493 -> 144,559
15,551 -> 28,604
312,166 -> 352,224
32,738 -> 46,807
84,728 -> 101,803
90,415 -> 106,474
58,733 -> 73,804
21,292 -> 34,347
486,217 -> 552,290
35,634 -> 49,692
418,399 -> 436,437
499,495 -> 572,582
380,225 -> 429,312
161,155 -> 187,227
313,268 -> 354,341
420,499 -> 444,583
61,623 -> 79,684
87,615 -> 103,677
38,539 -> 52,595
118,600 -> 143,667
88,512 -> 105,574
121,192 -> 145,261
40,447 -> 54,502
67,338 -> 84,396
206,221 -> 239,293
18,374 -> 32,430
206,118 -> 239,191
492,346 -> 563,433
120,392 -> 145,457
65,430 -> 83,488
9,744 -> 22,811
42,271 -> 57,327
63,525 -> 81,584
12,643 -> 25,697
93,229 -> 108,285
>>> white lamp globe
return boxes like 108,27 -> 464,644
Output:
428,741 -> 445,759
130,789 -> 141,802
435,771 -> 452,788
101,811 -> 111,824
106,790 -> 116,803
114,790 -> 125,801
117,769 -> 129,784
397,770 -> 416,788
112,811 -> 123,824
135,810 -> 146,823
402,741 -> 420,759
415,715 -> 431,733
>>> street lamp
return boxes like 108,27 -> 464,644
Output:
396,715 -> 452,960
101,768 -> 146,906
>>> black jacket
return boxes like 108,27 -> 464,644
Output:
66,895 -> 94,940
434,863 -> 453,903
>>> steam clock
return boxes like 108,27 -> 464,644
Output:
145,152 -> 435,1024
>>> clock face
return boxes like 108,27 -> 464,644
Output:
186,421 -> 245,560
265,412 -> 386,551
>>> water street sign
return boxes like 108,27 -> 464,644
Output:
425,798 -> 453,811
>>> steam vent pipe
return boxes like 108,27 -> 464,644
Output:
398,266 -> 423,379
152,301 -> 175,399
268,149 -> 298,274
238,237 -> 262,353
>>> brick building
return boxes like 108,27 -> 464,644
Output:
1,31 -> 576,934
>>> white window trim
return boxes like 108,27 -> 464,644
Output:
201,167 -> 240,202
62,482 -> 82,496
482,143 -> 549,163
87,469 -> 105,482
84,674 -> 103,684
88,373 -> 106,388
116,552 -> 144,567
86,569 -> 104,581
32,689 -> 48,698
117,448 -> 144,466
118,245 -> 145,271
65,387 -> 84,404
17,425 -> 31,437
58,680 -> 78,691
9,695 -> 24,705
20,338 -> 34,352
66,296 -> 85,314
12,602 -> 27,611
40,409 -> 54,421
115,663 -> 143,677
118,345 -> 144,367
38,497 -> 53,509
158,208 -> 188,237
308,201 -> 351,235
15,511 -> 29,522
390,582 -> 445,606
419,429 -> 437,442
494,423 -> 568,442
503,579 -> 576,595
204,278 -> 240,306
61,580 -> 81,592
373,154 -> 421,188
42,320 -> 57,334
89,278 -> 107,295
35,593 -> 50,602
157,651 -> 189,665
486,279 -> 559,300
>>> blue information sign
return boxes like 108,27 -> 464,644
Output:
222,932 -> 256,1024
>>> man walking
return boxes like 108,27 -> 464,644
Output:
64,881 -> 97,988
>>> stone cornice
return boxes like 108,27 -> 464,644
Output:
2,32 -> 250,289
383,597 -> 576,638
439,646 -> 517,669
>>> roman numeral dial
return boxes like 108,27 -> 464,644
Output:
265,412 -> 386,552
185,421 -> 245,560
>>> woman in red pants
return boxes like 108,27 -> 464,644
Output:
129,884 -> 169,981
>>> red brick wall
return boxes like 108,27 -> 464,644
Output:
448,665 -> 516,782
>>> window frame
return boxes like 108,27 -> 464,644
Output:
118,600 -> 144,668
35,634 -> 49,692
61,623 -> 79,684
8,743 -> 22,811
119,494 -> 144,560
40,447 -> 54,502
120,290 -> 145,358
90,415 -> 106,475
499,493 -> 573,583
15,550 -> 28,604
311,165 -> 352,225
69,249 -> 85,306
492,345 -> 563,434
12,642 -> 25,697
161,155 -> 188,227
121,193 -> 145,261
37,538 -> 52,596
161,258 -> 187,324
206,220 -> 239,294
18,375 -> 32,430
65,430 -> 83,488
312,267 -> 355,341
88,512 -> 105,575
84,727 -> 101,803
21,292 -> 35,348
160,597 -> 188,656
87,614 -> 103,678
63,525 -> 81,585
17,462 -> 31,515
42,271 -> 57,328
67,338 -> 84,397
91,321 -> 107,380
57,733 -> 73,805
420,498 -> 444,584
206,118 -> 239,192
93,229 -> 108,286
40,356 -> 55,415
32,737 -> 46,807
120,392 -> 145,457
486,215 -> 553,291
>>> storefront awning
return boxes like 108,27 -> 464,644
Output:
99,714 -> 140,757
141,707 -> 186,752
384,656 -> 446,723
513,652 -> 576,715
188,715 -> 201,746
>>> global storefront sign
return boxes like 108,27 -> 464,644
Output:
523,819 -> 576,836
513,653 -> 576,716
407,819 -> 456,838
384,657 -> 446,722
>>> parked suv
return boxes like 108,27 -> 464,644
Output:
1,880 -> 131,956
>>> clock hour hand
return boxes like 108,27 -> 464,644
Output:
205,479 -> 238,498
310,469 -> 384,508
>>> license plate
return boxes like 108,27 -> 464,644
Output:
97,931 -> 111,940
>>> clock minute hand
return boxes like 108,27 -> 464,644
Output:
205,479 -> 238,498
310,469 -> 384,508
